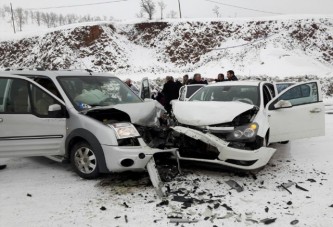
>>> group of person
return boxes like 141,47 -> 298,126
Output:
123,70 -> 238,114
183,70 -> 238,85
161,70 -> 238,113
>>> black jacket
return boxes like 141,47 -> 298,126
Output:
228,75 -> 238,81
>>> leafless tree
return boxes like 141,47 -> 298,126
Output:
167,10 -> 177,19
212,5 -> 221,18
140,0 -> 156,20
136,10 -> 145,18
14,7 -> 25,31
158,1 -> 166,20
41,12 -> 51,28
58,14 -> 65,25
49,12 -> 58,27
0,7 -> 5,19
35,11 -> 41,26
66,14 -> 77,24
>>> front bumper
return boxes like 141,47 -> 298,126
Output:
102,138 -> 177,172
172,126 -> 276,170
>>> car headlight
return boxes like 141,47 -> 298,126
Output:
228,123 -> 259,141
109,123 -> 140,139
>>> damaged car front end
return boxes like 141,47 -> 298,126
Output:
169,82 -> 277,170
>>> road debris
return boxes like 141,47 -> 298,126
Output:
27,193 -> 32,197
100,206 -> 106,211
290,220 -> 299,225
222,203 -> 233,211
146,158 -> 166,198
156,200 -> 169,207
225,180 -> 244,192
280,182 -> 294,194
295,184 -> 309,192
306,179 -> 316,183
261,218 -> 277,224
168,218 -> 199,223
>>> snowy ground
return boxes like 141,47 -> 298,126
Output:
0,113 -> 333,226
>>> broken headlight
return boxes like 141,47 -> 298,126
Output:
109,123 -> 140,139
227,123 -> 259,141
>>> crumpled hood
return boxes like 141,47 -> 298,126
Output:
84,100 -> 165,127
172,101 -> 254,126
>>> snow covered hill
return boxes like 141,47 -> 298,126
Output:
0,15 -> 333,79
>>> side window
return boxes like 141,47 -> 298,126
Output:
263,86 -> 273,107
179,87 -> 185,101
34,78 -> 63,100
0,79 -> 9,111
30,84 -> 59,117
266,83 -> 276,97
140,79 -> 150,100
278,82 -> 318,106
1,78 -> 31,114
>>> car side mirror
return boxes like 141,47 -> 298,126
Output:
48,104 -> 61,112
274,100 -> 292,109
48,104 -> 67,118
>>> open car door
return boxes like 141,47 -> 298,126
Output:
139,77 -> 151,100
267,81 -> 325,143
0,75 -> 67,157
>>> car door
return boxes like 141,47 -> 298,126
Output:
139,77 -> 151,100
267,81 -> 325,143
0,76 -> 67,157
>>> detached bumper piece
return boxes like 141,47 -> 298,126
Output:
172,126 -> 276,170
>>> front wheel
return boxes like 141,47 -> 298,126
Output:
70,142 -> 100,179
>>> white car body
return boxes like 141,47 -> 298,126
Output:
0,71 -> 175,179
171,81 -> 325,170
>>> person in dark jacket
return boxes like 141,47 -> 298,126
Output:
227,70 -> 238,81
189,73 -> 208,85
162,76 -> 180,114
215,73 -> 225,82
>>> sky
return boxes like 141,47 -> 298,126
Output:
1,0 -> 333,20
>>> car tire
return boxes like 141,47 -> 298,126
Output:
70,141 -> 100,179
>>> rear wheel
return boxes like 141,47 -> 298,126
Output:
70,142 -> 100,179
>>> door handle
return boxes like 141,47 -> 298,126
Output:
0,118 -> 3,123
310,108 -> 322,113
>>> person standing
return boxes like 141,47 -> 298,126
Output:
227,70 -> 238,81
125,78 -> 139,94
182,74 -> 189,85
162,76 -> 179,114
189,73 -> 208,85
215,73 -> 225,82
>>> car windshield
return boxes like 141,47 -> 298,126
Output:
58,76 -> 142,110
189,85 -> 260,106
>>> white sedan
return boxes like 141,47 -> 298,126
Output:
171,81 -> 325,170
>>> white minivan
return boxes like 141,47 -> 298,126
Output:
0,70 -> 174,179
